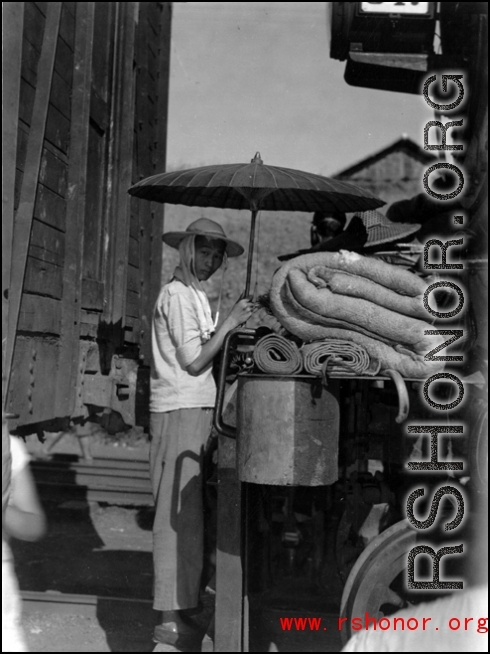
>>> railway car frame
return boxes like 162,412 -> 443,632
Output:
3,1 -> 172,435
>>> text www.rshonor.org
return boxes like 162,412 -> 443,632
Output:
279,614 -> 488,633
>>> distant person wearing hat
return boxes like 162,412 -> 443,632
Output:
310,211 -> 347,247
278,211 -> 367,261
150,218 -> 252,648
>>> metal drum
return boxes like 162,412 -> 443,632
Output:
236,375 -> 340,486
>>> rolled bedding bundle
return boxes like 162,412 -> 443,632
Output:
269,251 -> 446,379
302,340 -> 380,377
254,334 -> 303,375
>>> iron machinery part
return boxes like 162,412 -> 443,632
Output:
335,472 -> 398,583
339,519 -> 416,646
385,369 -> 410,423
214,328 -> 256,439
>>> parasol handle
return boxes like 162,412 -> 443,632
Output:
244,210 -> 258,297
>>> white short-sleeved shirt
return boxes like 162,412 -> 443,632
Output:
150,279 -> 216,412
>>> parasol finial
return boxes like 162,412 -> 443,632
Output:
251,152 -> 263,164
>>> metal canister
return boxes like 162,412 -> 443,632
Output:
236,375 -> 340,485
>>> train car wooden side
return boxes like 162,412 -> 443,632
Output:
2,1 -> 172,432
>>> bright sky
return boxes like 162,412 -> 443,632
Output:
166,2 -> 430,177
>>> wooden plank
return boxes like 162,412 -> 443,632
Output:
49,70 -> 71,119
125,289 -> 141,319
16,119 -> 30,174
14,169 -> 24,213
79,311 -> 102,340
18,294 -> 61,334
19,78 -> 36,127
45,104 -> 71,153
129,213 -> 140,239
148,1 -> 161,27
54,1 -> 95,418
54,33 -> 74,82
5,1 -> 61,405
18,121 -> 70,171
147,44 -> 158,81
89,87 -> 109,131
127,264 -> 140,293
33,2 -> 47,15
105,2 -> 137,328
91,1 -> 113,102
41,133 -> 70,165
124,315 -> 141,344
23,30 -> 74,88
79,322 -> 98,339
30,219 -> 65,266
155,2 -> 171,173
142,2 -> 171,361
59,2 -> 76,48
5,337 -> 60,424
81,278 -> 104,311
63,2 -> 76,17
39,146 -> 68,197
215,434 -> 244,652
23,1 -> 46,53
21,35 -> 40,87
79,309 -> 101,326
128,235 -> 139,266
3,1 -> 25,397
24,256 -> 63,298
83,122 -> 106,279
136,3 -> 152,180
33,183 -> 66,231
124,315 -> 141,331
135,3 -> 154,363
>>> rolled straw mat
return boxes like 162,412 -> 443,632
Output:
254,334 -> 303,375
302,340 -> 380,377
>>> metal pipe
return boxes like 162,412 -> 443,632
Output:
213,328 -> 256,439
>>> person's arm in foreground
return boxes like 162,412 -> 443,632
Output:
5,450 -> 46,542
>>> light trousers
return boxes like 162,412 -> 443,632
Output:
149,408 -> 213,611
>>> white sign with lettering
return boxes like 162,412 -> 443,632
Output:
360,2 -> 431,15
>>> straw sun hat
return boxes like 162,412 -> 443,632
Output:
360,210 -> 421,248
162,217 -> 244,257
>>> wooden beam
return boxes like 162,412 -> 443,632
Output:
4,2 -> 61,408
147,1 -> 172,357
215,434 -> 244,652
105,2 -> 136,329
155,2 -> 171,175
54,1 -> 95,418
2,1 -> 24,384
136,2 -> 153,360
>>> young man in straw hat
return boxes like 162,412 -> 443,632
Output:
150,217 -> 252,648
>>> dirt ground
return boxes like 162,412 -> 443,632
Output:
10,431 -> 344,652
11,432 -> 157,652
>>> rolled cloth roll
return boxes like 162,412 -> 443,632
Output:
302,340 -> 380,377
254,334 -> 303,375
269,251 -> 446,378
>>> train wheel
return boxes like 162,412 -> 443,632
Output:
339,519 -> 416,646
